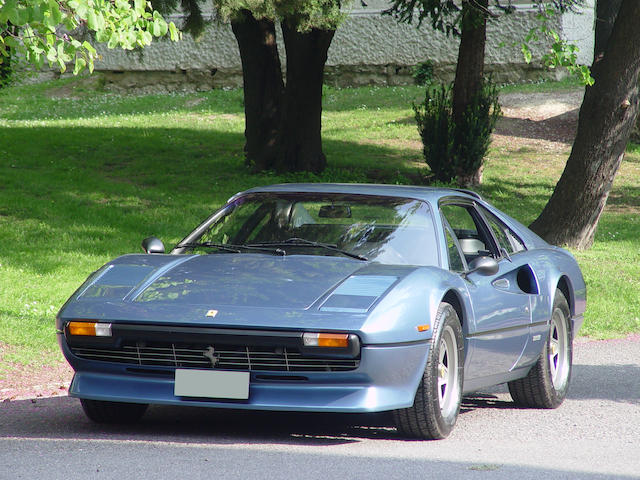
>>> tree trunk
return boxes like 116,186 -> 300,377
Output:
529,0 -> 640,249
275,22 -> 335,173
451,0 -> 488,186
594,0 -> 622,61
231,11 -> 284,171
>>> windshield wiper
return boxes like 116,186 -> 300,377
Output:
248,238 -> 368,261
177,242 -> 286,256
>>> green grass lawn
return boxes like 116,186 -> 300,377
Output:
1,76 -> 638,373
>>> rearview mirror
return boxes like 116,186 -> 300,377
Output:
142,236 -> 165,254
467,256 -> 499,276
318,205 -> 352,218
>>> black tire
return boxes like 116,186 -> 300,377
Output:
393,302 -> 464,440
80,399 -> 148,424
508,289 -> 572,408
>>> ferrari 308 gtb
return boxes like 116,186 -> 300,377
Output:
57,183 -> 586,439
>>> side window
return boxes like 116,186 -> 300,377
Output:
506,230 -> 526,253
440,203 -> 496,263
444,226 -> 465,272
478,205 -> 526,255
484,213 -> 511,253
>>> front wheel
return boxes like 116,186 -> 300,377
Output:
393,302 -> 464,440
80,399 -> 148,424
508,289 -> 572,408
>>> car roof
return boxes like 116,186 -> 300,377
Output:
229,183 -> 482,204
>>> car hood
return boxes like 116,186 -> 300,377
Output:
59,253 -> 417,329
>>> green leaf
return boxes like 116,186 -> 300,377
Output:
95,30 -> 109,43
134,0 -> 145,14
94,11 -> 106,31
169,22 -> 180,41
57,41 -> 66,60
16,5 -> 31,26
44,11 -> 58,29
46,45 -> 57,62
142,30 -> 152,45
86,9 -> 98,30
49,0 -> 62,24
521,44 -> 532,64
107,32 -> 119,49
152,18 -> 161,37
3,0 -> 19,25
158,17 -> 168,36
7,4 -> 25,26
28,3 -> 44,23
73,1 -> 88,18
73,57 -> 86,75
4,35 -> 19,49
82,40 -> 97,56
57,55 -> 66,73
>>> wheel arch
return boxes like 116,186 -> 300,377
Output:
442,289 -> 465,331
556,275 -> 574,317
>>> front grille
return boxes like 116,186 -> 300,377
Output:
71,342 -> 359,372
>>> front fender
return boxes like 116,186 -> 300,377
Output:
360,267 -> 471,345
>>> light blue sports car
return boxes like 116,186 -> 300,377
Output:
56,183 -> 586,439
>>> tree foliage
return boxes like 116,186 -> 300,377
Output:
385,0 -> 592,85
152,0 -> 206,37
214,0 -> 346,32
152,0 -> 347,37
0,0 -> 180,75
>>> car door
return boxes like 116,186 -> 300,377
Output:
440,200 -> 533,383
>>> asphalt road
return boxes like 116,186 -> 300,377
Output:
1,336 -> 638,480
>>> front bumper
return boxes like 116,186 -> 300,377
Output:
61,338 -> 430,413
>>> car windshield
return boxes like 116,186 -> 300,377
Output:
180,193 -> 439,266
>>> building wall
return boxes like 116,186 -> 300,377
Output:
94,1 -> 594,92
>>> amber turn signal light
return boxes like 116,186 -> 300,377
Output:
68,321 -> 112,337
303,332 -> 349,348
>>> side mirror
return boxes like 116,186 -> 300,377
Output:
142,236 -> 165,254
467,256 -> 499,276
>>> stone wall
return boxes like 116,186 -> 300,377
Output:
92,1 -> 594,92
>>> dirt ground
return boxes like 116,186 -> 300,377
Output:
493,89 -> 582,152
0,88 -> 585,403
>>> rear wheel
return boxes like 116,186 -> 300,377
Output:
508,289 -> 572,408
393,302 -> 464,439
80,399 -> 148,424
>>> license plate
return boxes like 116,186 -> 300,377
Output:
174,369 -> 249,399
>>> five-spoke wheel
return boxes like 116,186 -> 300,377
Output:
508,289 -> 573,408
393,302 -> 463,439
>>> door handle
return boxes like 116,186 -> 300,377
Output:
492,278 -> 510,290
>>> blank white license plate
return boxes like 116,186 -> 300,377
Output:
174,369 -> 250,399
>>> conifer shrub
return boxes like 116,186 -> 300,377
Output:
414,79 -> 501,185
